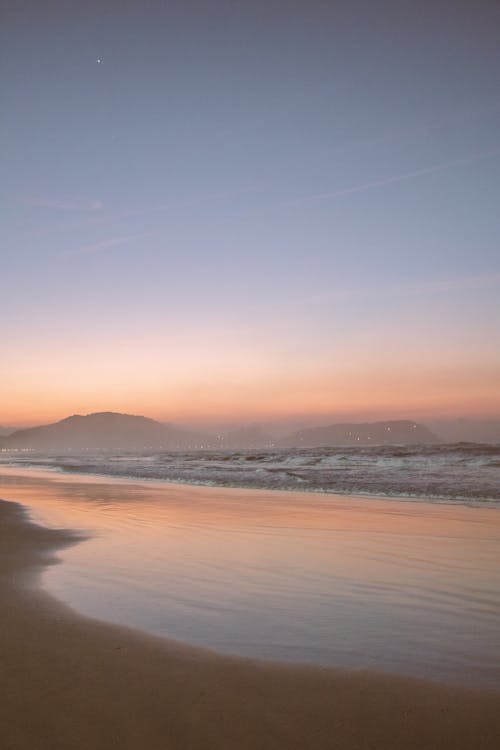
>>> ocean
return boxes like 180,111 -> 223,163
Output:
0,456 -> 499,690
1,442 -> 500,504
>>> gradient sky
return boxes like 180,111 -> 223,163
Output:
2,0 -> 500,426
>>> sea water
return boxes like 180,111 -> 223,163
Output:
2,442 -> 500,504
1,463 -> 499,691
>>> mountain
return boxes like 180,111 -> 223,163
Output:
427,418 -> 500,444
0,414 -> 446,452
4,412 -> 214,450
220,423 -> 274,449
279,420 -> 440,447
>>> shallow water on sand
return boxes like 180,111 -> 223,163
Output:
3,443 -> 500,503
1,468 -> 500,690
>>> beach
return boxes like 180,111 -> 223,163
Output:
1,470 -> 500,749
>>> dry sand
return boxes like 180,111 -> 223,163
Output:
1,497 -> 500,750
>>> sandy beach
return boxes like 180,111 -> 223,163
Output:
1,482 -> 500,750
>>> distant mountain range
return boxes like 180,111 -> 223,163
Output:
219,423 -> 274,449
0,412 -> 441,450
278,420 -> 439,447
0,412 -> 212,450
427,418 -> 500,444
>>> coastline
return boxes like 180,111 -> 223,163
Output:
1,461 -> 499,509
1,493 -> 500,748
2,441 -> 499,508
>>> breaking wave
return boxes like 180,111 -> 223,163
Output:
2,442 -> 500,505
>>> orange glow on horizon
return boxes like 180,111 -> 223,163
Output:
3,363 -> 499,427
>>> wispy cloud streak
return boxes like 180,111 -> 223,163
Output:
304,271 -> 500,307
60,232 -> 152,258
283,149 -> 500,207
27,196 -> 104,211
404,272 -> 500,295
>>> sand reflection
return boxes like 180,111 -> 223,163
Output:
1,467 -> 499,689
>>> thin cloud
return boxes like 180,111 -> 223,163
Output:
303,272 -> 500,307
404,272 -> 500,295
21,187 -> 255,239
283,149 -> 500,207
60,232 -> 152,258
27,196 -> 104,211
319,96 -> 500,161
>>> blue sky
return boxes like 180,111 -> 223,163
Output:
2,0 -> 500,424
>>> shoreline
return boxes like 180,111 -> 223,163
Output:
1,455 -> 499,508
2,465 -> 500,688
1,494 -> 500,748
1,462 -> 499,511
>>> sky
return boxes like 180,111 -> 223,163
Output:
2,0 -> 500,427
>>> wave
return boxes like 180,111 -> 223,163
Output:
2,443 -> 500,505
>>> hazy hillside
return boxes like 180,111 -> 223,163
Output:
428,419 -> 500,444
220,423 -> 274,449
1,414 -> 445,452
279,420 -> 440,447
4,412 -> 213,450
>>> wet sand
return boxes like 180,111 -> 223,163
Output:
1,495 -> 500,749
2,467 -> 500,686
